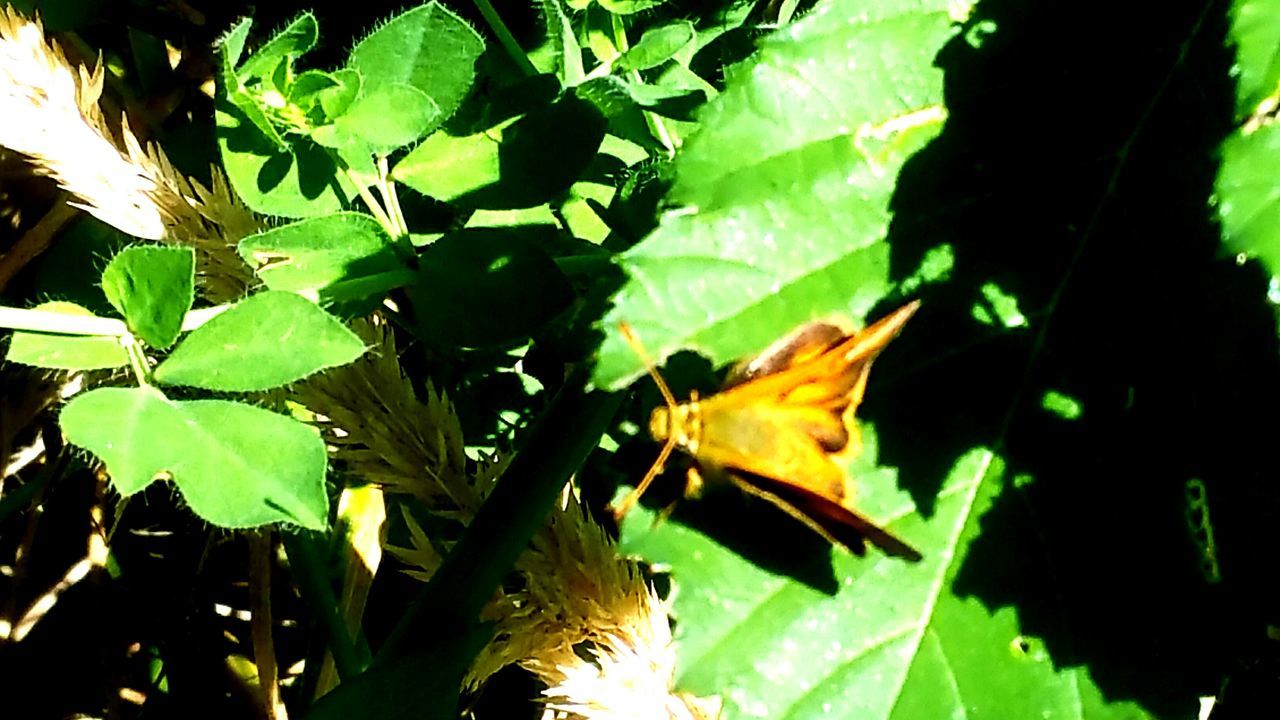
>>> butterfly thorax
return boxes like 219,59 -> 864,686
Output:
650,398 -> 703,454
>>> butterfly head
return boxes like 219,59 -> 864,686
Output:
649,400 -> 700,453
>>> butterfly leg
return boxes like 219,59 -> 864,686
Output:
651,466 -> 707,527
684,466 -> 706,499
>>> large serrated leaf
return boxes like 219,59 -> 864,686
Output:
620,433 -> 1151,720
609,2 -> 1266,719
1227,0 -> 1280,118
1216,124 -> 1280,274
592,0 -> 954,390
154,290 -> 366,391
1217,0 -> 1280,277
100,245 -> 194,349
5,301 -> 130,370
60,387 -> 328,529
348,2 -> 484,122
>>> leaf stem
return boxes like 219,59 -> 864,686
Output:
122,335 -> 155,388
472,0 -> 538,78
376,156 -> 409,239
332,153 -> 397,238
0,306 -> 127,336
249,530 -> 288,720
280,532 -> 368,683
610,13 -> 676,156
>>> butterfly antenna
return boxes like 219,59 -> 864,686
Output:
613,434 -> 677,519
618,322 -> 681,410
615,322 -> 682,519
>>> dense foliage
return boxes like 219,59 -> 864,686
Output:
0,0 -> 1277,718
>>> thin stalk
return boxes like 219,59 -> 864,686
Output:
353,175 -> 396,237
0,306 -> 127,336
0,303 -> 232,337
375,156 -> 408,239
249,531 -> 288,720
473,0 -> 538,77
311,367 -> 622,720
380,368 -> 622,657
333,153 -> 396,238
123,336 -> 155,388
280,532 -> 368,683
610,13 -> 676,157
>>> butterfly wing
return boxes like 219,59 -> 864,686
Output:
724,322 -> 848,389
711,301 -> 920,456
696,401 -> 851,502
726,470 -> 922,561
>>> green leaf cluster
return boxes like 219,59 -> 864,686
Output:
5,245 -> 364,530
3,1 -> 1274,719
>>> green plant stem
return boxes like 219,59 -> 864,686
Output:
0,304 -> 232,338
0,306 -> 127,336
312,368 -> 622,719
610,13 -> 676,156
354,177 -> 396,237
382,367 -> 621,654
248,530 -> 287,720
123,337 -> 154,387
324,270 -> 419,303
376,156 -> 409,239
280,532 -> 368,682
334,157 -> 397,238
472,0 -> 538,78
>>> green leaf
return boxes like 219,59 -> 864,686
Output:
617,21 -> 696,71
100,245 -> 195,349
1217,0 -> 1280,277
577,73 -> 708,125
176,400 -> 327,529
393,94 -> 607,209
237,212 -> 407,311
1217,124 -> 1280,277
540,0 -> 585,85
225,85 -> 290,151
348,2 -> 484,122
5,302 -> 129,370
310,68 -> 360,121
235,12 -> 318,81
60,387 -> 327,529
405,227 -> 574,348
620,433 -> 1151,720
335,83 -> 441,151
154,291 -> 367,391
218,17 -> 252,68
599,0 -> 666,14
214,18 -> 344,217
592,1 -> 955,390
216,90 -> 344,216
1227,0 -> 1280,118
392,123 -> 503,202
288,69 -> 341,110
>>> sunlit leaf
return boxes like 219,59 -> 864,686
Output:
100,245 -> 194,349
593,0 -> 954,389
60,387 -> 328,529
154,291 -> 366,391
